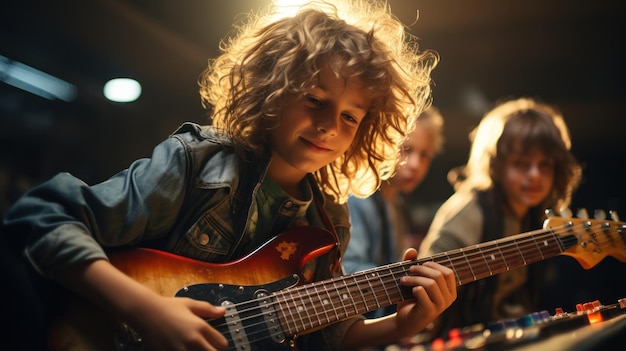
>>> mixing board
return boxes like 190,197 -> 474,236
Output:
386,298 -> 626,351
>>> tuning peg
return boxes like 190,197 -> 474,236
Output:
560,207 -> 572,218
576,208 -> 589,219
545,208 -> 555,217
593,209 -> 606,220
609,210 -> 620,222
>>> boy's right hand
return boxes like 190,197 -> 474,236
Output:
130,295 -> 228,351
57,259 -> 229,351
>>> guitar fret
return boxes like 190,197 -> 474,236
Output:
529,233 -> 558,262
276,290 -> 297,335
500,238 -> 525,269
376,270 -> 393,307
331,279 -> 350,320
323,283 -> 340,322
352,275 -> 368,314
349,267 -> 401,314
275,290 -> 301,334
365,273 -> 381,309
548,232 -> 564,255
479,246 -> 494,276
495,240 -> 509,271
310,285 -> 326,327
519,235 -> 541,264
462,247 -> 477,282
514,237 -> 527,265
341,277 -> 359,314
532,233 -> 546,261
292,291 -> 307,332
444,248 -> 475,284
301,289 -> 316,329
443,252 -> 462,285
379,273 -> 390,305
386,266 -> 402,304
469,247 -> 492,280
292,289 -> 312,331
306,285 -> 322,327
543,233 -> 561,257
398,263 -> 415,301
487,242 -> 508,276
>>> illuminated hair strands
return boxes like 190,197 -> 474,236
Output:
199,0 -> 438,202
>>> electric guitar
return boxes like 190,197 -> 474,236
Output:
47,215 -> 626,351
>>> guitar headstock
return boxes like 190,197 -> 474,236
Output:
543,208 -> 626,269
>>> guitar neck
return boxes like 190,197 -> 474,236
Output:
275,227 -> 570,336
432,227 -> 569,286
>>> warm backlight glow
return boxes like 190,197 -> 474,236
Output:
272,0 -> 311,18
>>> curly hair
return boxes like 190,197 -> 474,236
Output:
458,97 -> 582,212
198,0 -> 438,203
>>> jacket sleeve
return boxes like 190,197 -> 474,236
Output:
418,191 -> 484,258
342,195 -> 381,274
1,135 -> 190,278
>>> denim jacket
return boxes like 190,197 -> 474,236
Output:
343,192 -> 398,274
2,122 -> 362,350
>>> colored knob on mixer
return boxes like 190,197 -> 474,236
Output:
576,303 -> 584,313
487,320 -> 506,333
448,328 -> 461,339
538,310 -> 551,323
516,314 -> 535,327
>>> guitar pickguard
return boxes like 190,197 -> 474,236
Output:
177,276 -> 300,350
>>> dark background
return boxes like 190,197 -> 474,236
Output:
2,0 -> 625,315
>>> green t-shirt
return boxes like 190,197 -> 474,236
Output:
243,176 -> 313,253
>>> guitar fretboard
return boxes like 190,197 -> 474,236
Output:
274,227 -> 574,336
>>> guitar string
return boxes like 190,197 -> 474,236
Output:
333,221 -> 624,316
361,222 -> 622,312
280,224 -> 569,325
207,221 -> 624,347
206,221 -> 624,348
